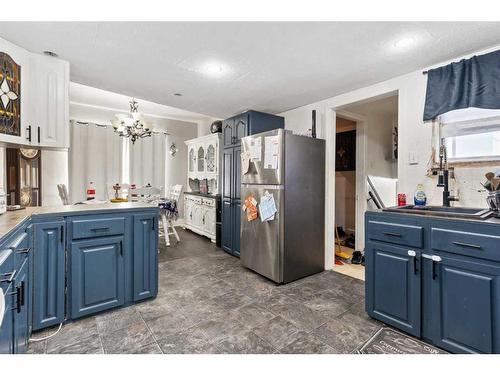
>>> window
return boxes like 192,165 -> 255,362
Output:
439,108 -> 500,162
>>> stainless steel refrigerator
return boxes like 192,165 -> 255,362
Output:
240,129 -> 325,284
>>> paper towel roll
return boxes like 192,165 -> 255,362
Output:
0,288 -> 5,327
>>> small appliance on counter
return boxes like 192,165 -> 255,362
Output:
0,188 -> 6,215
484,170 -> 500,218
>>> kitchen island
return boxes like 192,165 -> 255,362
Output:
365,209 -> 500,354
0,203 -> 159,354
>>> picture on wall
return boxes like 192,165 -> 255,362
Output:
336,130 -> 356,171
0,52 -> 21,136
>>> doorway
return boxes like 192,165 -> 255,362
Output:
333,94 -> 399,281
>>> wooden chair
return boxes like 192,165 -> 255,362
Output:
160,184 -> 183,247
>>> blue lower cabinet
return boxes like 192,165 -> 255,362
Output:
0,283 -> 14,354
33,221 -> 66,331
430,255 -> 500,354
365,241 -> 421,337
132,214 -> 158,301
70,236 -> 125,319
13,258 -> 30,353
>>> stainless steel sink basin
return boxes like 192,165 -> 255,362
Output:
382,205 -> 492,220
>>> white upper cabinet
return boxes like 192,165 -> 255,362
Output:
0,37 -> 31,146
0,37 -> 69,149
29,54 -> 69,148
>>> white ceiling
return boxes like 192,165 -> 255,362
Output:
1,22 -> 500,118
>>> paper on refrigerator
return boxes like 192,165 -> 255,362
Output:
249,137 -> 262,161
259,191 -> 277,222
264,135 -> 279,169
241,151 -> 251,175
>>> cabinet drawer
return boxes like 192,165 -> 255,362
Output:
8,231 -> 30,269
367,220 -> 424,248
71,216 -> 125,240
431,227 -> 500,262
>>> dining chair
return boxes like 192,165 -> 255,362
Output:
160,184 -> 183,246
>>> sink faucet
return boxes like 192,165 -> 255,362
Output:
437,141 -> 458,207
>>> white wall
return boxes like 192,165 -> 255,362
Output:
42,149 -> 69,206
280,43 -> 500,269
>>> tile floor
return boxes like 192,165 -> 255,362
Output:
28,229 -> 383,354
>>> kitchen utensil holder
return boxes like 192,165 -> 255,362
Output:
486,191 -> 500,217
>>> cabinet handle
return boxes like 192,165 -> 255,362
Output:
26,125 -> 32,142
407,250 -> 418,274
15,248 -> 31,255
152,218 -> 155,230
452,241 -> 482,249
383,232 -> 401,237
422,254 -> 442,280
37,126 -> 41,144
0,270 -> 16,283
119,241 -> 123,256
20,281 -> 25,307
60,226 -> 64,243
91,227 -> 110,232
9,286 -> 22,313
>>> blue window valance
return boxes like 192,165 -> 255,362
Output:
423,49 -> 500,121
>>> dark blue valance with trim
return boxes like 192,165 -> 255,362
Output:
423,49 -> 500,121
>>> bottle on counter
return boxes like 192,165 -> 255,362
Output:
129,184 -> 138,202
86,181 -> 96,200
414,184 -> 427,206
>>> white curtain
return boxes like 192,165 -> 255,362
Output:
127,132 -> 167,195
69,121 -> 123,202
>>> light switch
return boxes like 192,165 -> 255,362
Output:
408,151 -> 419,165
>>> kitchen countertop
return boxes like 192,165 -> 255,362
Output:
0,202 -> 158,240
373,208 -> 500,225
184,191 -> 219,198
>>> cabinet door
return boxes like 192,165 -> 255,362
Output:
223,118 -> 234,147
204,207 -> 216,236
234,115 -> 248,144
188,147 -> 195,173
232,201 -> 241,257
197,145 -> 205,172
70,236 -> 125,318
33,221 -> 65,331
30,54 -> 69,148
0,37 -> 30,145
206,142 -> 216,173
233,146 -> 241,200
0,284 -> 14,354
221,199 -> 233,254
14,258 -> 29,353
184,198 -> 193,225
222,148 -> 233,200
133,214 -> 158,301
430,255 -> 500,353
365,241 -> 421,337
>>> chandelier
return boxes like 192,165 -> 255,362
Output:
111,98 -> 152,144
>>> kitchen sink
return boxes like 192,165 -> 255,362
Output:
382,205 -> 493,220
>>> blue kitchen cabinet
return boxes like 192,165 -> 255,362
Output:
13,258 -> 30,353
70,236 -> 125,319
221,111 -> 284,257
33,221 -> 65,331
132,214 -> 158,301
0,249 -> 15,354
365,241 -> 421,337
429,254 -> 500,354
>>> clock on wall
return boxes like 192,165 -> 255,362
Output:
20,148 -> 39,159
210,120 -> 222,133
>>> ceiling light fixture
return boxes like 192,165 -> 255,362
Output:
200,61 -> 227,78
394,37 -> 415,49
111,98 -> 152,144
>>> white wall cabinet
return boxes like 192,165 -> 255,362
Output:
29,54 -> 69,148
0,37 -> 69,149
185,133 -> 222,186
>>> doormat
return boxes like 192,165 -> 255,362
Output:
357,327 -> 447,354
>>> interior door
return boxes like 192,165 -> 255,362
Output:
430,254 -> 500,353
240,185 -> 282,282
365,241 -> 421,337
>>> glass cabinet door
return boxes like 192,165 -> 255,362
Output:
206,144 -> 216,173
197,146 -> 205,172
188,148 -> 195,172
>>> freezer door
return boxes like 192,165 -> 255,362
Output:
241,129 -> 284,185
240,185 -> 283,283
